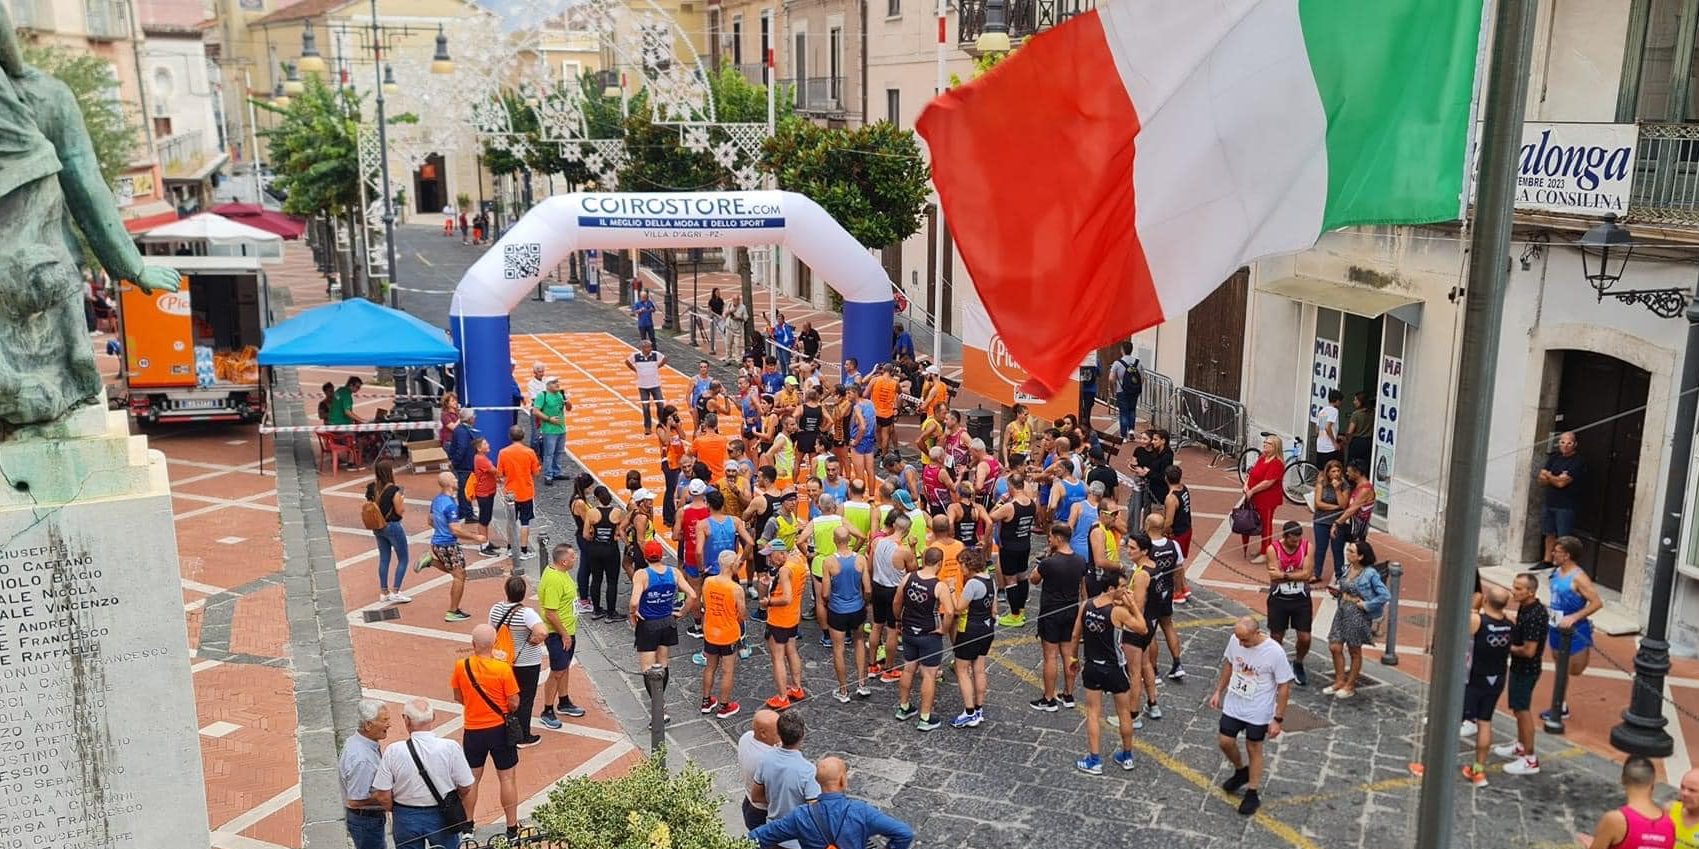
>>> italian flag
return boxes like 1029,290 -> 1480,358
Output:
917,0 -> 1483,396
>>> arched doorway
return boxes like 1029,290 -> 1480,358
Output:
1545,350 -> 1649,591
413,154 -> 446,215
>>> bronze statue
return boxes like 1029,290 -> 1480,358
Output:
0,5 -> 179,429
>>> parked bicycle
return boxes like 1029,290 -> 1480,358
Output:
1236,431 -> 1320,507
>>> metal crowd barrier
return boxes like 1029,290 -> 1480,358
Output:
1141,370 -> 1179,435
1175,385 -> 1247,467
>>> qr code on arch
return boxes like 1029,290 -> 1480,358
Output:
503,242 -> 542,279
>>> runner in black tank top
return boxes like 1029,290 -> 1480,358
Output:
895,549 -> 953,732
1117,535 -> 1161,725
991,475 -> 1038,627
797,398 -> 823,455
950,556 -> 997,729
1074,584 -> 1139,774
582,496 -> 623,618
1170,487 -> 1192,538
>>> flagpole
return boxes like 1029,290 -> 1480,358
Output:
1413,1 -> 1537,847
768,45 -> 779,343
931,0 -> 946,367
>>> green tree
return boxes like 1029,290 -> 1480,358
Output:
762,119 -> 930,249
530,755 -> 750,849
949,47 -> 1016,88
255,76 -> 362,217
21,44 -> 138,188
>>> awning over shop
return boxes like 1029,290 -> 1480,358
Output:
1257,274 -> 1424,324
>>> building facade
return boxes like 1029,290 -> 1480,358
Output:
138,0 -> 229,213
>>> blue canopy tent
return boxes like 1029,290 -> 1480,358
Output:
259,298 -> 458,366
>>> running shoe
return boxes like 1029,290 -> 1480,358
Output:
479,543 -> 502,557
1491,742 -> 1526,759
389,592 -> 413,604
576,599 -> 594,613
1539,704 -> 1570,722
1168,663 -> 1186,680
444,610 -> 471,622
855,685 -> 873,699
801,608 -> 816,621
1112,750 -> 1135,771
1458,721 -> 1477,738
686,623 -> 706,639
414,553 -> 435,573
715,701 -> 742,720
1461,765 -> 1488,788
700,697 -> 718,715
971,709 -> 984,726
1292,663 -> 1308,687
1333,688 -> 1355,700
1503,756 -> 1540,776
765,695 -> 792,711
1146,702 -> 1163,720
895,703 -> 918,721
819,633 -> 833,648
950,711 -> 976,729
558,701 -> 586,718
875,645 -> 888,664
1058,693 -> 1077,710
1172,588 -> 1191,604
537,712 -> 563,730
1075,754 -> 1103,776
1322,684 -> 1339,695
879,668 -> 903,683
915,715 -> 942,732
516,736 -> 543,749
834,688 -> 851,704
1029,697 -> 1059,713
867,662 -> 883,678
1238,790 -> 1262,816
691,652 -> 706,667
997,612 -> 1026,628
787,687 -> 808,703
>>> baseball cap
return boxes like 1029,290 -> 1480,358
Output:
924,364 -> 940,375
779,489 -> 799,502
643,540 -> 665,562
724,459 -> 740,471
784,375 -> 799,386
893,490 -> 916,511
632,488 -> 655,503
687,479 -> 708,496
1281,520 -> 1303,537
762,539 -> 790,554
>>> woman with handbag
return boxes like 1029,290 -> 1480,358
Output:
1239,435 -> 1287,562
363,460 -> 412,605
1325,540 -> 1390,699
1343,460 -> 1377,544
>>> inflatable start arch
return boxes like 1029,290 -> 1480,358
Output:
450,191 -> 897,448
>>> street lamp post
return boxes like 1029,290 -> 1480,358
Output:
368,0 -> 399,304
1581,214 -> 1691,759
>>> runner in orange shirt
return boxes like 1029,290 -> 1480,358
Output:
928,513 -> 966,596
694,413 -> 731,483
698,552 -> 747,719
756,540 -> 810,710
868,364 -> 902,453
496,425 -> 542,559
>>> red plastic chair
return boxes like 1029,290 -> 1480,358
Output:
317,431 -> 358,473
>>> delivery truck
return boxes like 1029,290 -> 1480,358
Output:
116,255 -> 271,425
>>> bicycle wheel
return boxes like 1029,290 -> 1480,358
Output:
1237,448 -> 1261,485
1283,461 -> 1319,506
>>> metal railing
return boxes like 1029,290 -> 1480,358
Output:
957,0 -> 1092,45
158,130 -> 209,177
1175,385 -> 1247,467
7,0 -> 53,30
1629,122 -> 1699,226
788,76 -> 845,112
1140,370 -> 1179,435
84,0 -> 129,39
735,62 -> 768,86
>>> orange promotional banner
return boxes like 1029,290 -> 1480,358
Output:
120,275 -> 196,387
961,294 -> 1079,423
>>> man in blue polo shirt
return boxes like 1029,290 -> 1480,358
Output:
751,756 -> 913,849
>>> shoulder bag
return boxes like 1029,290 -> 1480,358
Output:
405,738 -> 468,830
1229,497 -> 1262,536
463,658 -> 525,746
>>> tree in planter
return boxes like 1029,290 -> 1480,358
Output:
529,755 -> 750,849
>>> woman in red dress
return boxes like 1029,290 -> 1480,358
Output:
1242,434 -> 1287,561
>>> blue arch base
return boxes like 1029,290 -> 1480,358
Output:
841,300 -> 895,375
451,315 -> 518,454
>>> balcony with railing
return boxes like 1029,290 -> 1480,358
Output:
787,77 -> 845,114
84,0 -> 130,40
6,0 -> 55,31
158,130 -> 212,179
957,0 -> 1093,47
1630,123 -> 1699,227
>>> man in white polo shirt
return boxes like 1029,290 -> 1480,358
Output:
627,338 -> 667,435
1208,615 -> 1294,818
370,698 -> 475,849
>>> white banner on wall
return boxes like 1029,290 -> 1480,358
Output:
1309,337 -> 1341,426
1470,122 -> 1639,216
1372,354 -> 1403,503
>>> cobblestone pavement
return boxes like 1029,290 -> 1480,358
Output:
387,223 -> 1691,848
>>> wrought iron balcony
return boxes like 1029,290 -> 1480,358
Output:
957,0 -> 1093,47
786,77 -> 845,113
84,0 -> 130,40
1630,122 -> 1699,227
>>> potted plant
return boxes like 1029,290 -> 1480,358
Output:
528,755 -> 751,848
456,192 -> 472,213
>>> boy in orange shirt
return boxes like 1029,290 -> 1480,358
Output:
757,540 -> 809,710
496,425 -> 542,559
698,551 -> 748,720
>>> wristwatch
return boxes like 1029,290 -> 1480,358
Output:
1273,715 -> 1285,723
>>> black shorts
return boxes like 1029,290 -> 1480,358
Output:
827,608 -> 866,633
1266,593 -> 1313,633
876,415 -> 895,429
1219,714 -> 1270,742
634,618 -> 679,653
871,584 -> 899,627
1037,612 -> 1075,645
462,725 -> 518,770
515,499 -> 535,525
704,640 -> 738,656
1145,590 -> 1174,621
544,632 -> 575,672
476,495 -> 495,526
901,631 -> 944,668
1462,682 -> 1505,722
766,624 -> 799,644
1121,622 -> 1155,651
1082,660 -> 1131,694
795,432 -> 819,454
953,628 -> 993,661
1507,668 -> 1540,712
1007,452 -> 1027,469
999,547 -> 1031,576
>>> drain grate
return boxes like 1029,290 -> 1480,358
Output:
1278,704 -> 1330,733
465,566 -> 508,581
362,607 -> 401,623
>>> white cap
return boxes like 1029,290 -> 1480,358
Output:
687,479 -> 708,496
925,364 -> 940,375
632,488 -> 655,503
724,459 -> 740,471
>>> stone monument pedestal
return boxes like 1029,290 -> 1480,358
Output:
0,397 -> 209,848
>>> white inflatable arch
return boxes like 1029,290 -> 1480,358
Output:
450,191 -> 896,447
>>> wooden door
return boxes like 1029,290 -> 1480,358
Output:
1183,268 -> 1249,400
1552,350 -> 1648,591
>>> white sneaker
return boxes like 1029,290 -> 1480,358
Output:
1490,742 -> 1525,759
1322,685 -> 1339,695
1503,756 -> 1541,776
834,688 -> 851,704
379,592 -> 390,604
1459,721 -> 1477,738
389,592 -> 413,604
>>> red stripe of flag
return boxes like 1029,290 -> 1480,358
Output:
916,11 -> 1160,398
